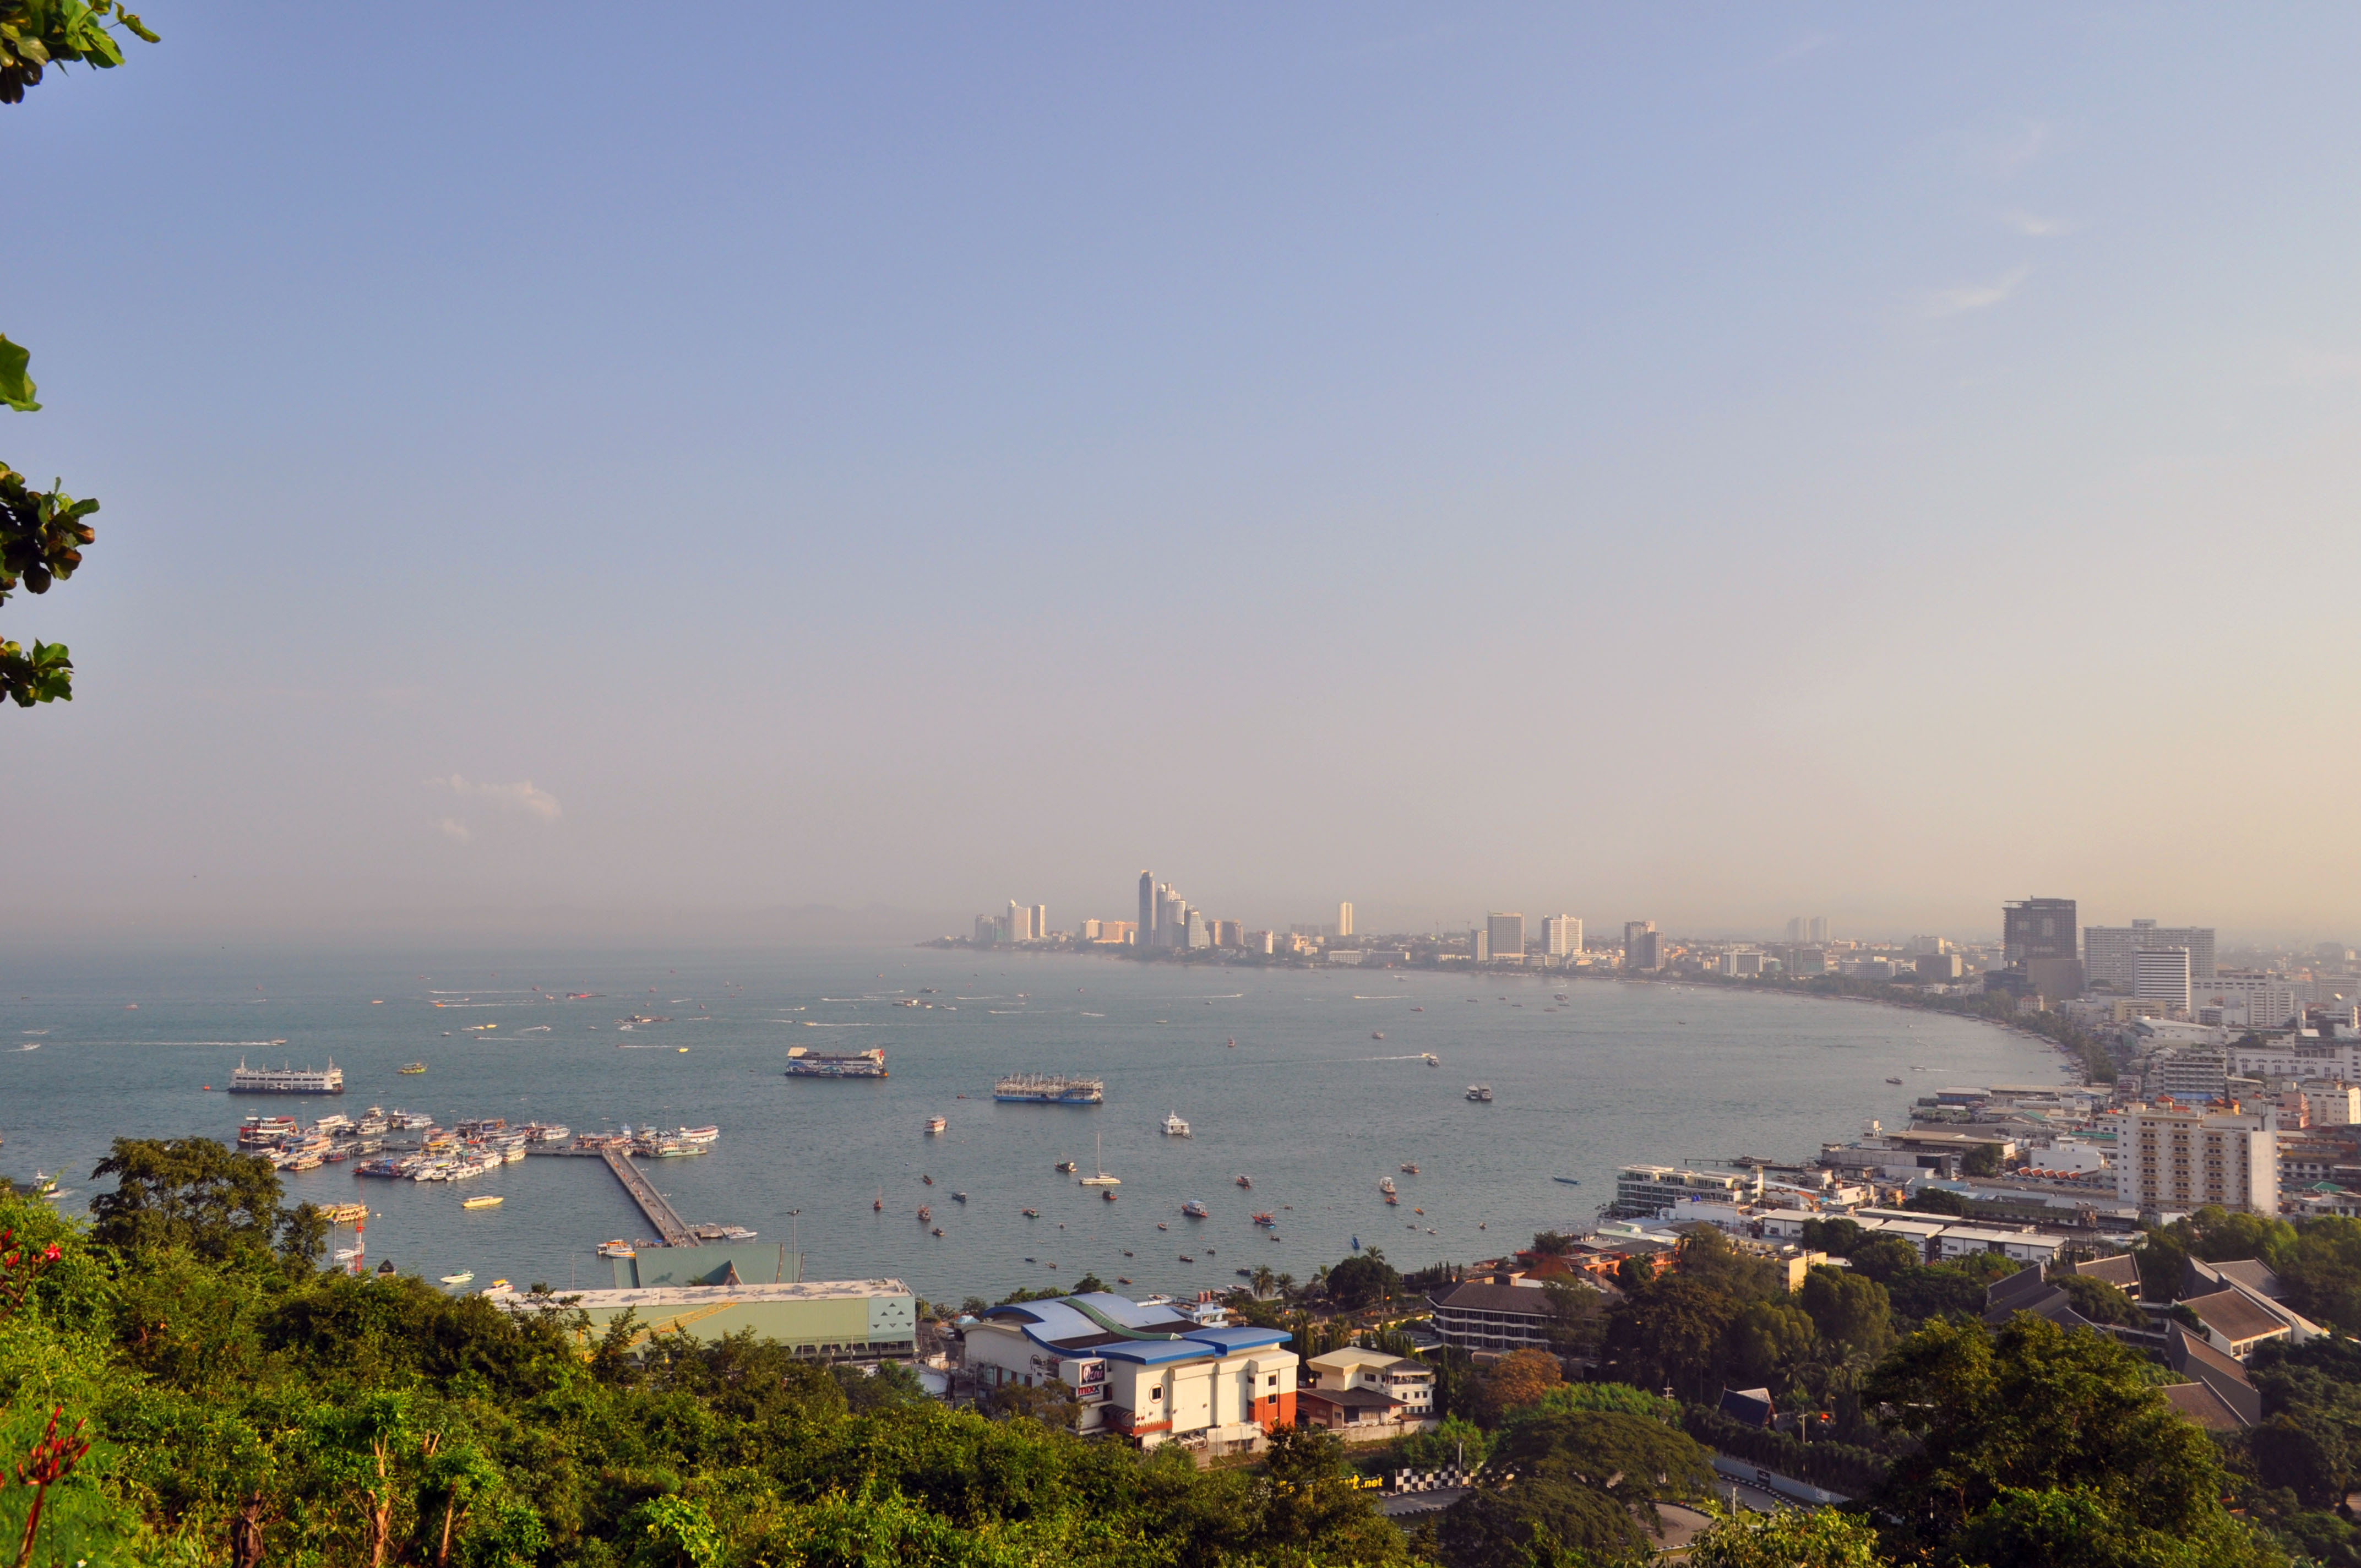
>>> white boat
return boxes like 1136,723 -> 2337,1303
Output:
1078,1131 -> 1120,1186
1379,1176 -> 1396,1195
1161,1111 -> 1192,1137
439,1271 -> 474,1285
1467,1084 -> 1493,1102
596,1239 -> 637,1258
925,1115 -> 947,1135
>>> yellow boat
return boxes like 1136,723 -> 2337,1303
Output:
400,1062 -> 427,1074
320,1202 -> 368,1223
461,1195 -> 504,1209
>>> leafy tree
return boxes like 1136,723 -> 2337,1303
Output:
1962,1143 -> 2003,1178
1689,1505 -> 1891,1567
1325,1253 -> 1402,1310
1672,1224 -> 1781,1302
1902,1188 -> 1968,1218
1800,1217 -> 1868,1256
1799,1267 -> 1895,1360
1470,1347 -> 1562,1426
619,1494 -> 722,1568
1726,1298 -> 1819,1389
2282,1216 -> 2361,1335
1866,1314 -> 2277,1566
1604,1275 -> 1740,1402
87,1137 -> 296,1263
1448,1409 -> 1714,1561
2050,1272 -> 2144,1329
2,0 -> 154,705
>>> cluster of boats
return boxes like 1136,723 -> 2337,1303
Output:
349,1117 -> 569,1182
236,1107 -> 437,1170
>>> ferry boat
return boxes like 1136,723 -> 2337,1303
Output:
523,1123 -> 571,1143
924,1116 -> 946,1135
320,1202 -> 368,1223
237,1114 -> 299,1148
1467,1084 -> 1493,1102
461,1194 -> 503,1209
676,1125 -> 720,1145
1161,1111 -> 1192,1137
399,1062 -> 427,1074
1181,1200 -> 1210,1218
596,1240 -> 636,1258
230,1059 -> 346,1096
994,1073 -> 1105,1106
785,1045 -> 888,1079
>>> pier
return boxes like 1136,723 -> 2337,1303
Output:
600,1147 -> 695,1245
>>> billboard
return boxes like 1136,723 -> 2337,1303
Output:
1060,1358 -> 1108,1402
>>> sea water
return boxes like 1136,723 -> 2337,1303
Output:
0,944 -> 2063,1304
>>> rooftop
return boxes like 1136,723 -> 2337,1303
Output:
496,1278 -> 910,1311
2179,1288 -> 2288,1346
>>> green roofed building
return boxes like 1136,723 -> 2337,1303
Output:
500,1263 -> 917,1363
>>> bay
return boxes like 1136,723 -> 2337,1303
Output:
0,944 -> 2064,1305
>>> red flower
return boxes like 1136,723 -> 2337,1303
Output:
43,1244 -> 62,1261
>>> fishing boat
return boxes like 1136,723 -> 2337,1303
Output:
1400,1163 -> 1419,1174
916,1206 -> 931,1222
1021,1208 -> 1040,1218
1467,1084 -> 1493,1102
400,1062 -> 427,1075
439,1272 -> 474,1286
922,1174 -> 934,1185
1379,1177 -> 1396,1195
1054,1159 -> 1078,1174
1885,1076 -> 1904,1085
924,1116 -> 947,1135
951,1191 -> 969,1202
1372,1031 -> 1384,1041
1252,1212 -> 1275,1227
931,1227 -> 944,1237
1077,1133 -> 1120,1186
1181,1199 -> 1210,1218
1552,1175 -> 1582,1185
1101,1189 -> 1117,1202
1234,1174 -> 1252,1189
1177,1254 -> 1194,1263
1161,1111 -> 1192,1137
461,1195 -> 503,1209
1117,1277 -> 1132,1285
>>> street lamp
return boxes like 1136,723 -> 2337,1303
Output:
787,1210 -> 802,1281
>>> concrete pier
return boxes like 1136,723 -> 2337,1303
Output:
600,1147 -> 694,1245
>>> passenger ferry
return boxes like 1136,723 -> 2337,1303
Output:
994,1074 -> 1105,1106
785,1045 -> 888,1079
229,1060 -> 346,1096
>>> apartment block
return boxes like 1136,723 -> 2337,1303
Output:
2109,1103 -> 2278,1216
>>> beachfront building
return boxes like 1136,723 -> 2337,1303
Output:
962,1293 -> 1296,1450
1609,1164 -> 1765,1219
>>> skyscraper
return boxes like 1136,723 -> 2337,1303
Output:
1337,902 -> 1354,939
1471,927 -> 1489,962
2003,897 -> 2082,999
1139,872 -> 1156,946
1032,905 -> 1048,942
1487,913 -> 1526,962
2134,948 -> 2193,1015
1809,916 -> 1830,944
1543,915 -> 1581,957
1623,921 -> 1661,972
1008,900 -> 1032,943
2085,920 -> 2216,988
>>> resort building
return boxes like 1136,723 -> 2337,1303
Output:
1294,1347 -> 1436,1433
1426,1272 -> 1565,1354
1609,1164 -> 1765,1219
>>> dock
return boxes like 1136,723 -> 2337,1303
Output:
600,1148 -> 694,1245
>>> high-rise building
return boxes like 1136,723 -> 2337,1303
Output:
1337,902 -> 1354,939
1470,927 -> 1489,962
1623,921 -> 1661,972
1213,919 -> 1242,948
2109,1102 -> 2277,1215
1487,913 -> 1525,962
1033,905 -> 1048,941
1139,872 -> 1156,946
1808,916 -> 1830,944
2002,897 -> 2082,999
2086,920 -> 2217,989
1185,911 -> 1209,950
1543,915 -> 1581,957
1784,916 -> 1807,943
2134,947 -> 2193,1015
1008,901 -> 1033,943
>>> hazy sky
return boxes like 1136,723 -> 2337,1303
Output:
5,7 -> 2359,944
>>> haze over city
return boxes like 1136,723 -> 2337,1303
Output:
8,7 -> 2360,943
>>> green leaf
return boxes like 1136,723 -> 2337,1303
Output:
0,334 -> 38,411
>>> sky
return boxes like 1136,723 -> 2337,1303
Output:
4,6 -> 2359,946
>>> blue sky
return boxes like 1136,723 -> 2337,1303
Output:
5,6 -> 2358,941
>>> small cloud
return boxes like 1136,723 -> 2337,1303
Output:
425,774 -> 563,821
1924,264 -> 2032,319
437,817 -> 472,843
2003,210 -> 2070,237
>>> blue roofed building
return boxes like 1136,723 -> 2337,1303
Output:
962,1292 -> 1298,1450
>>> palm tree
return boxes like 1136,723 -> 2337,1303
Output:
1252,1264 -> 1276,1299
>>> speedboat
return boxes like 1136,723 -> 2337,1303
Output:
1372,1031 -> 1384,1041
1021,1207 -> 1040,1218
1400,1163 -> 1419,1174
952,1191 -> 968,1202
439,1272 -> 474,1286
596,1240 -> 635,1257
1379,1177 -> 1396,1195
1055,1160 -> 1078,1174
1161,1111 -> 1192,1137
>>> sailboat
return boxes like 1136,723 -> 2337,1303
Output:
1078,1132 -> 1120,1187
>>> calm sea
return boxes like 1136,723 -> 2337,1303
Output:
1,944 -> 2063,1304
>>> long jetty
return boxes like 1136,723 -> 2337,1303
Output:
599,1148 -> 694,1245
